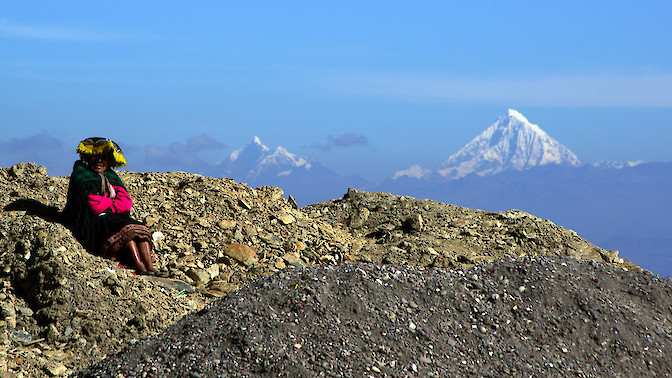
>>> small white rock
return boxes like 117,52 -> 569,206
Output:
152,231 -> 165,243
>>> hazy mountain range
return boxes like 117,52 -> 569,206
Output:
207,136 -> 370,203
206,110 -> 672,277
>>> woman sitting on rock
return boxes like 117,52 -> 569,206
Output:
62,137 -> 158,275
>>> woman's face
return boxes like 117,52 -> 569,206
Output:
88,154 -> 109,173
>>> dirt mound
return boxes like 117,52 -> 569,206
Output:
77,257 -> 672,377
0,163 -> 651,376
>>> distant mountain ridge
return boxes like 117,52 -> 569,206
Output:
208,137 -> 370,206
197,112 -> 670,277
214,136 -> 316,180
394,109 -> 582,180
592,160 -> 646,169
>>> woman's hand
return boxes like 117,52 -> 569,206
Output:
109,186 -> 133,213
108,183 -> 116,199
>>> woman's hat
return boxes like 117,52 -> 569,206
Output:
76,137 -> 127,168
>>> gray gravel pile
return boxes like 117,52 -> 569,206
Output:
78,257 -> 672,377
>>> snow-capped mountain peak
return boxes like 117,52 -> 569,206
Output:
435,109 -> 582,179
207,137 -> 370,206
261,146 -> 312,170
230,136 -> 269,162
392,165 -> 432,180
211,137 -> 319,181
506,108 -> 528,122
394,109 -> 582,181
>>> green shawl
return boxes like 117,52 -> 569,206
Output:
62,160 -> 126,238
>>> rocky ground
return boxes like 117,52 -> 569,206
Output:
0,162 -> 666,377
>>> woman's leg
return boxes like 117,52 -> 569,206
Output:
137,240 -> 157,272
126,239 -> 147,272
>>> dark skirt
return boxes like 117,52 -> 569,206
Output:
78,213 -> 153,262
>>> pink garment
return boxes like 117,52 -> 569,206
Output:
110,186 -> 133,213
88,186 -> 133,214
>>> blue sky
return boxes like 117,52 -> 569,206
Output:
1,1 -> 671,181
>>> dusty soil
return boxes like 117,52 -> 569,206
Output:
0,162 -> 666,377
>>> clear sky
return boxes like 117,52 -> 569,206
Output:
1,1 -> 671,181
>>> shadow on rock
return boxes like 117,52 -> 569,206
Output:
4,199 -> 64,224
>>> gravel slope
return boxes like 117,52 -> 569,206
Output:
78,257 -> 672,377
